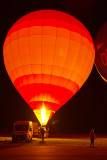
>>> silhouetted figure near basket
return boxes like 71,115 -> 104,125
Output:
41,127 -> 45,142
90,129 -> 95,148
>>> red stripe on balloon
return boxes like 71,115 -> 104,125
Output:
14,74 -> 79,111
15,83 -> 75,112
5,10 -> 93,43
14,74 -> 79,92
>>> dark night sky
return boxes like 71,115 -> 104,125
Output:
0,0 -> 107,134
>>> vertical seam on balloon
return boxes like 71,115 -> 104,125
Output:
72,31 -> 82,89
79,42 -> 91,87
47,11 -> 57,112
71,28 -> 82,91
16,23 -> 28,87
43,15 -> 52,110
49,12 -> 58,112
12,26 -> 19,81
28,14 -> 35,94
79,39 -> 91,87
41,10 -> 45,104
57,15 -> 71,104
64,24 -> 82,93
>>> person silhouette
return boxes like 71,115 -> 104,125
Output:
41,127 -> 45,142
90,129 -> 95,148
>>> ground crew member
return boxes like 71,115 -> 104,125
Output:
90,129 -> 95,148
41,127 -> 45,142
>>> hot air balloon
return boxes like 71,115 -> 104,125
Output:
94,21 -> 107,82
3,10 -> 95,126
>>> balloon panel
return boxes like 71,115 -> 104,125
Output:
3,10 -> 95,125
94,22 -> 107,82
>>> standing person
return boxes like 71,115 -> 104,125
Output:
41,127 -> 45,142
90,129 -> 95,148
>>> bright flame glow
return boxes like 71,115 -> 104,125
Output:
33,103 -> 55,125
41,107 -> 46,125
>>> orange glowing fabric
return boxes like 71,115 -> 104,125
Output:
3,10 -> 95,125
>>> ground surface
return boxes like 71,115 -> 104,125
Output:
0,137 -> 107,160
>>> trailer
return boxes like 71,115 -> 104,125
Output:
32,122 -> 39,137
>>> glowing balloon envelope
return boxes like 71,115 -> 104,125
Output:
94,21 -> 107,82
3,10 -> 95,125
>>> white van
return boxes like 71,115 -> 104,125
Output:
12,121 -> 33,142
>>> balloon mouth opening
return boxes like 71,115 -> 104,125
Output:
33,103 -> 55,125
